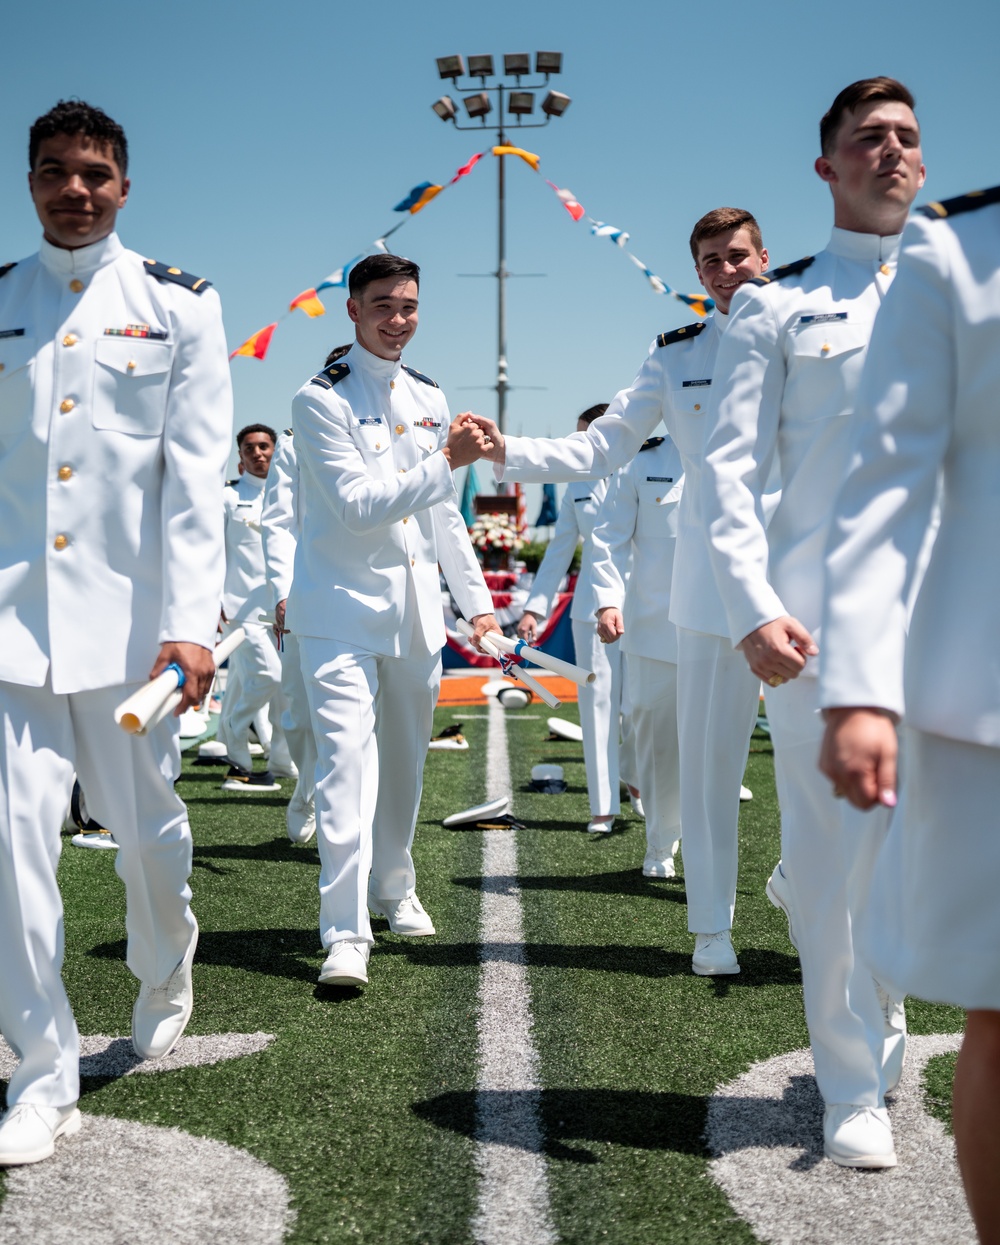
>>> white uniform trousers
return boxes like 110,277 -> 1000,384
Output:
626,654 -> 680,860
221,622 -> 290,772
572,620 -> 623,816
676,629 -> 761,934
299,636 -> 441,948
767,675 -> 891,1106
618,674 -> 639,794
0,679 -> 196,1108
280,633 -> 316,805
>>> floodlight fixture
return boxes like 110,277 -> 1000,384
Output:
464,92 -> 493,121
535,51 -> 563,77
508,92 -> 535,117
436,54 -> 465,81
431,96 -> 458,122
467,54 -> 495,79
541,90 -> 571,118
504,52 -> 531,78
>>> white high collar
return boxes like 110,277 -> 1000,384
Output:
39,231 -> 124,276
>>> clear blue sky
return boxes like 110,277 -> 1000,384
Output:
3,0 -> 998,493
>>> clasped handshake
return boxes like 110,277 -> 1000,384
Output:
442,413 -> 505,471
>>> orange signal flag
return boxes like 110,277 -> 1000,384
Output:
230,322 -> 278,361
680,295 -> 711,318
493,145 -> 540,171
289,288 -> 326,318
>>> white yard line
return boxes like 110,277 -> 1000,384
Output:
471,696 -> 557,1245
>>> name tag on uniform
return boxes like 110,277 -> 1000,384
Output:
413,418 -> 441,429
236,501 -> 255,508
646,476 -> 674,483
356,417 -> 383,426
0,328 -> 25,339
573,495 -> 592,502
682,378 -> 711,387
104,324 -> 169,340
798,313 -> 848,325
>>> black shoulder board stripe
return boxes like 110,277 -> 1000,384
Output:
656,322 -> 706,348
919,185 -> 1000,220
143,259 -> 211,294
751,256 -> 815,287
309,360 -> 351,390
284,427 -> 293,437
639,436 -> 665,452
0,262 -> 16,281
402,364 -> 439,388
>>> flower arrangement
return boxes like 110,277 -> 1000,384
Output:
469,512 -> 525,559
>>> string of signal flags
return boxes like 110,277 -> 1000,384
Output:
229,144 -> 714,361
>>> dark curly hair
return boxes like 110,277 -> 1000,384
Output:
29,100 -> 128,176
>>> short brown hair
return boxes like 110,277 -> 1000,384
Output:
348,253 -> 420,299
819,77 -> 916,156
689,208 -> 763,263
578,404 -> 608,427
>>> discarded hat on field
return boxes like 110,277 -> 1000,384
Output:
529,763 -> 567,794
428,723 -> 469,750
546,717 -> 584,743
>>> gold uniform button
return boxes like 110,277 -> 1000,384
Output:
127,359 -> 137,370
880,263 -> 891,276
655,496 -> 662,503
58,465 -> 73,481
53,534 -> 69,551
395,424 -> 406,435
411,558 -> 415,567
398,467 -> 406,474
62,334 -> 78,347
693,403 -> 701,411
390,380 -> 396,390
374,442 -> 381,450
821,344 -> 831,354
69,279 -> 84,293
0,364 -> 5,374
59,398 -> 75,413
167,267 -> 182,275
403,517 -> 409,524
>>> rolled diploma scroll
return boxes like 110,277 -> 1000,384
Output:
485,632 -> 595,688
457,621 -> 562,709
115,627 -> 247,736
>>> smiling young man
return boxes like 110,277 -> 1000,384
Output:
458,207 -> 769,973
287,253 -> 499,987
0,100 -> 232,1165
700,78 -> 925,1168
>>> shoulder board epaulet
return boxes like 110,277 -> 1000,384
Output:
750,256 -> 815,287
143,259 -> 211,294
309,361 -> 351,390
656,322 -> 705,348
402,364 -> 439,388
639,436 -> 664,452
283,427 -> 293,437
919,185 -> 1000,220
0,262 -> 16,280
225,478 -> 240,488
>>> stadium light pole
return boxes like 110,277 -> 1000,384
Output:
431,53 -> 571,435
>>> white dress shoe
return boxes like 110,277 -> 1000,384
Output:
286,793 -> 316,844
269,760 -> 299,779
0,1103 -> 81,1166
586,817 -> 615,834
197,739 -> 230,760
876,980 -> 907,1094
692,930 -> 740,976
642,854 -> 676,879
765,861 -> 799,950
628,791 -> 645,818
368,892 -> 436,936
318,939 -> 370,986
132,921 -> 198,1059
823,1104 -> 897,1168
739,784 -> 753,801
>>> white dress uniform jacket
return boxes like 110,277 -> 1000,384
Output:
0,233 -> 232,691
523,477 -> 612,623
589,437 -> 684,663
289,343 -> 492,650
703,229 -> 901,653
222,470 -> 271,624
821,199 -> 1000,741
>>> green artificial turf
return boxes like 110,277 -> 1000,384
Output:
0,705 -> 966,1243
